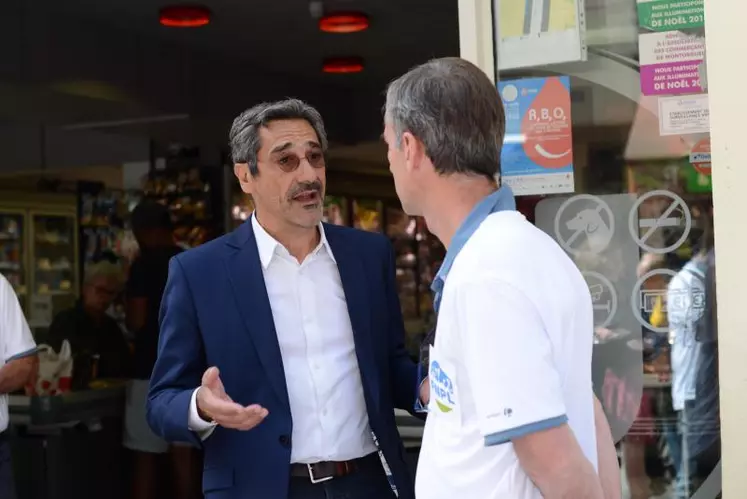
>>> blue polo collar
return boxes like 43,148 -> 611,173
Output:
431,186 -> 516,312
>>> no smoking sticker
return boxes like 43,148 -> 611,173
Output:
629,190 -> 691,254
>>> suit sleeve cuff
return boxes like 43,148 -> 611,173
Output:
188,388 -> 217,439
413,378 -> 429,413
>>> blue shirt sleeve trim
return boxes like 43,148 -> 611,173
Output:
484,414 -> 568,447
6,346 -> 39,362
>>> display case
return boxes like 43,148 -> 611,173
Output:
30,211 -> 79,327
386,206 -> 418,320
0,192 -> 79,331
0,211 -> 27,308
352,199 -> 383,232
79,187 -> 140,271
384,206 -> 444,354
323,196 -> 348,226
142,166 -> 220,248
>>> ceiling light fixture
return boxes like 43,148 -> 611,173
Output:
319,12 -> 369,33
322,57 -> 364,74
159,5 -> 211,28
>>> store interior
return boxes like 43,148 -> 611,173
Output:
0,0 -> 717,498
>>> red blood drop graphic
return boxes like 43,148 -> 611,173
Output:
522,78 -> 573,169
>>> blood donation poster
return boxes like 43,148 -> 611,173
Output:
498,76 -> 575,196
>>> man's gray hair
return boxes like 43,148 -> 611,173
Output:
84,261 -> 124,288
229,99 -> 329,176
384,57 -> 505,179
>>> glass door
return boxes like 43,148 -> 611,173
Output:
30,212 -> 78,328
0,210 -> 27,310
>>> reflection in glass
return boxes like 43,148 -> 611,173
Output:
496,0 -> 720,492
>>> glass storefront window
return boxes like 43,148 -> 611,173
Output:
490,0 -> 720,497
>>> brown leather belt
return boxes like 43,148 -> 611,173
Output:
290,452 -> 378,484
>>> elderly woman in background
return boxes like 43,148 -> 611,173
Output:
46,260 -> 132,387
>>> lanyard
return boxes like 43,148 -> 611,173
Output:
414,185 -> 516,413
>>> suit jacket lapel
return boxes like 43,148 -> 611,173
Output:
224,222 -> 290,411
325,225 -> 381,414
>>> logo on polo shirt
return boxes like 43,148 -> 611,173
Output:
429,360 -> 456,413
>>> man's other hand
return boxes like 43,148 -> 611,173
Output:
196,367 -> 268,430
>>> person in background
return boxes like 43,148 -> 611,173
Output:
0,274 -> 38,499
668,211 -> 719,495
122,201 -> 193,499
46,260 -> 131,387
383,57 -> 620,499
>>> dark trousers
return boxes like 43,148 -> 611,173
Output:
0,435 -> 16,499
288,456 -> 395,499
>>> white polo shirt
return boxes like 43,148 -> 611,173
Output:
0,274 -> 36,432
416,211 -> 597,499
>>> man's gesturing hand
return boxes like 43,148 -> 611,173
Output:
196,367 -> 268,430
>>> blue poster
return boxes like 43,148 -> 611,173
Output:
499,76 -> 575,196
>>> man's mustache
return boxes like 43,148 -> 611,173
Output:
287,180 -> 323,201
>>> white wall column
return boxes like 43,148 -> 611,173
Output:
704,0 -> 747,495
458,0 -> 496,83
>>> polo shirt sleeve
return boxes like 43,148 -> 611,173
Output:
1,277 -> 36,362
454,276 -> 567,447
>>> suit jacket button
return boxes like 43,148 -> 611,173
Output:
279,435 -> 291,447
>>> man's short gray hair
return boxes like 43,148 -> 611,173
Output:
229,99 -> 329,176
384,57 -> 505,179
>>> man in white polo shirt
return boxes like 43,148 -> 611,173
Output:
0,274 -> 37,499
383,57 -> 620,499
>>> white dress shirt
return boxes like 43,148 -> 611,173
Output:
0,274 -> 36,432
189,214 -> 377,463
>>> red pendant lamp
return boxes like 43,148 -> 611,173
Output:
322,57 -> 364,74
318,12 -> 369,33
159,5 -> 211,28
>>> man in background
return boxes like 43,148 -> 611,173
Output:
122,201 -> 194,499
383,57 -> 620,499
0,273 -> 37,499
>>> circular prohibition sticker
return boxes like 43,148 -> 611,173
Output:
554,194 -> 615,257
631,268 -> 678,333
582,271 -> 618,329
628,190 -> 692,255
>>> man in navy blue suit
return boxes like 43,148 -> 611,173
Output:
146,99 -> 424,499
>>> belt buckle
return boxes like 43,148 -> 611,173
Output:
307,463 -> 334,484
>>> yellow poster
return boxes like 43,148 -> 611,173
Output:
497,0 -> 586,70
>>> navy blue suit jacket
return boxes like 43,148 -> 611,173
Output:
146,221 -> 419,498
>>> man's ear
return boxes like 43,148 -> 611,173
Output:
402,131 -> 425,172
234,163 -> 253,194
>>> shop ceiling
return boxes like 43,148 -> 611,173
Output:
0,0 -> 459,173
0,0 -> 640,174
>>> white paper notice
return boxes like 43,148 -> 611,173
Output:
496,0 -> 587,70
658,94 -> 710,136
29,294 -> 53,328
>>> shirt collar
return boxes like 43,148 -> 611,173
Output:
251,213 -> 336,269
432,186 -> 516,294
